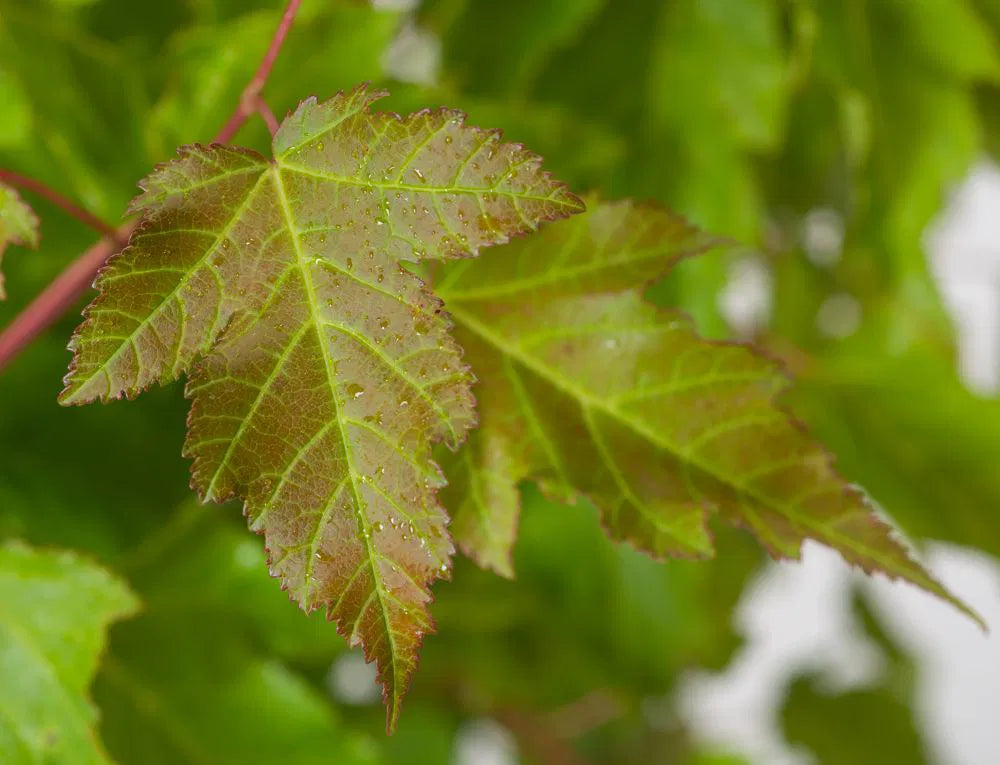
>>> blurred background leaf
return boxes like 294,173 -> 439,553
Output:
0,541 -> 137,764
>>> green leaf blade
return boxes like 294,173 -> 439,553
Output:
438,200 -> 979,624
0,540 -> 138,764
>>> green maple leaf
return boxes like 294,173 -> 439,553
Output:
60,84 -> 583,728
0,181 -> 40,299
436,199 -> 979,623
0,540 -> 138,763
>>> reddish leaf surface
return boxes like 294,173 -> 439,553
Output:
61,85 -> 583,727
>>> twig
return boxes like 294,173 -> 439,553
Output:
0,0 -> 303,373
0,169 -> 118,238
214,0 -> 302,144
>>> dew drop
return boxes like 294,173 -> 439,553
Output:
398,398 -> 410,408
377,317 -> 389,330
317,141 -> 325,151
444,135 -> 453,144
412,167 -> 426,183
375,217 -> 387,227
373,521 -> 384,533
414,319 -> 429,335
345,257 -> 354,270
346,383 -> 365,399
376,267 -> 385,283
319,233 -> 326,243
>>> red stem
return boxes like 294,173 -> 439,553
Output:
0,170 -> 118,238
0,0 -> 303,374
214,0 -> 302,144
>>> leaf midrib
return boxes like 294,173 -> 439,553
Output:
270,164 -> 401,715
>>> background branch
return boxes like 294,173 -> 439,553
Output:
0,169 -> 118,238
0,221 -> 137,370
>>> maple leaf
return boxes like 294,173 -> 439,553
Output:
0,540 -> 138,763
60,84 -> 583,728
436,199 -> 980,624
0,180 -> 40,299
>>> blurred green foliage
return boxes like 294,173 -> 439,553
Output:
1,0 -> 998,762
